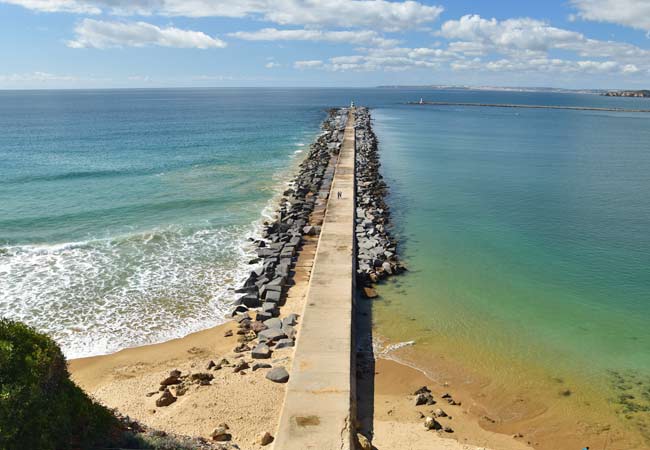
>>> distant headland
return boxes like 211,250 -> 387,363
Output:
603,90 -> 650,98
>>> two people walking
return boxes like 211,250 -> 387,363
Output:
336,190 -> 342,199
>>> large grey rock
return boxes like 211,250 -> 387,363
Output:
263,318 -> 283,329
261,302 -> 279,316
275,338 -> 294,349
282,314 -> 299,328
252,362 -> 272,371
255,311 -> 273,322
258,328 -> 286,343
282,325 -> 297,339
268,276 -> 286,286
266,366 -> 290,383
252,343 -> 272,359
265,290 -> 281,304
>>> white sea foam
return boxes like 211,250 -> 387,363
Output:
0,224 -> 257,358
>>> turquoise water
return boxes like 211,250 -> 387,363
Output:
0,89 -> 328,357
369,97 -> 650,440
373,103 -> 650,369
1,87 -> 649,395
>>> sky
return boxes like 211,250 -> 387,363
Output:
1,0 -> 650,89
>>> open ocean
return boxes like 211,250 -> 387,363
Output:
1,88 -> 649,440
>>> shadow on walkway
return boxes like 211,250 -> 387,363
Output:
355,289 -> 377,446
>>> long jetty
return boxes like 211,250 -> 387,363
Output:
273,108 -> 357,450
409,101 -> 650,113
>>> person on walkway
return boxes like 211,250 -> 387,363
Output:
337,191 -> 342,199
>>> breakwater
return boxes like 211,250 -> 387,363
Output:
230,108 -> 349,352
274,107 -> 357,449
229,106 -> 401,448
409,101 -> 650,113
354,107 -> 403,296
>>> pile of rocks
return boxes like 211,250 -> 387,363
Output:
228,108 -> 347,364
412,386 -> 456,434
354,107 -> 404,294
231,107 -> 347,320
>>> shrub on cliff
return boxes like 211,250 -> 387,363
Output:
0,319 -> 119,450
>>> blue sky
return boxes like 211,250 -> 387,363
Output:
1,0 -> 649,89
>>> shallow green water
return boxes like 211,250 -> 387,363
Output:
370,100 -> 650,437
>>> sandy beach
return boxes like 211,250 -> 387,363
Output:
70,322 -> 535,450
70,231 -> 318,449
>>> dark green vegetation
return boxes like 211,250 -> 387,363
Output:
0,319 -> 205,450
0,319 -> 119,450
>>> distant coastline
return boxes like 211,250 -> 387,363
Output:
603,89 -> 650,98
408,100 -> 650,113
377,84 -> 604,94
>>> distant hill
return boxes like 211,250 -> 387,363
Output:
603,90 -> 650,98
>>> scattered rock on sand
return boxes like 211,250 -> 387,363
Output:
224,330 -> 233,337
190,372 -> 214,385
234,343 -> 251,353
434,408 -> 447,418
414,392 -> 435,406
233,361 -> 249,373
252,362 -> 272,371
443,426 -> 454,433
424,416 -> 441,431
173,384 -> 188,396
258,431 -> 274,446
266,367 -> 290,383
210,423 -> 232,442
356,433 -> 372,450
160,375 -> 181,386
155,389 -> 176,407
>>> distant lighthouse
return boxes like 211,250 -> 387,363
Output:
419,98 -> 424,104
350,100 -> 355,108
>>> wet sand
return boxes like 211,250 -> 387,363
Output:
372,331 -> 649,450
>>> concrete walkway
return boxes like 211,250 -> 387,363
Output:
273,109 -> 356,450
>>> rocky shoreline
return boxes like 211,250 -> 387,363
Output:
227,107 -> 349,362
354,107 -> 404,297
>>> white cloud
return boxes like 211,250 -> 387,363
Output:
229,28 -> 398,47
0,71 -> 79,82
570,0 -> 650,31
439,15 -> 650,61
439,15 -> 581,53
435,14 -> 650,73
292,14 -> 650,77
293,59 -> 323,69
265,61 -> 280,68
1,0 -> 443,31
0,0 -> 100,13
67,19 -> 226,49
